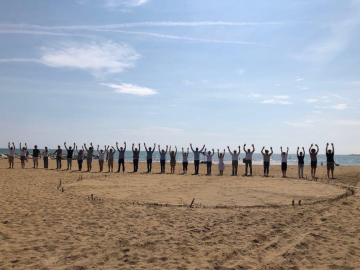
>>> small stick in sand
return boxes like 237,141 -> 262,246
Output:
190,198 -> 195,208
292,199 -> 295,206
298,200 -> 302,206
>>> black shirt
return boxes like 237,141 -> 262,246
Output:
326,152 -> 334,163
297,155 -> 305,165
33,149 -> 40,157
67,150 -> 74,159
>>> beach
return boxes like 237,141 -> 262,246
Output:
0,159 -> 359,269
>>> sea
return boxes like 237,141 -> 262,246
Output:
1,148 -> 360,166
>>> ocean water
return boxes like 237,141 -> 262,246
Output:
1,149 -> 359,166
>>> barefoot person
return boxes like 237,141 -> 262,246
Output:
75,145 -> 84,171
280,146 -> 289,178
228,146 -> 240,176
53,145 -> 63,170
84,143 -> 94,172
42,147 -> 49,169
32,145 -> 41,169
309,143 -> 319,179
19,143 -> 27,169
132,143 -> 141,172
243,144 -> 255,176
7,142 -> 15,169
169,146 -> 178,174
190,143 -> 205,175
116,142 -> 126,173
261,146 -> 273,177
182,147 -> 189,174
64,142 -> 75,170
158,145 -> 168,173
144,143 -> 156,173
97,145 -> 106,172
218,149 -> 225,175
297,147 -> 305,178
203,149 -> 215,175
326,143 -> 335,179
106,146 -> 116,173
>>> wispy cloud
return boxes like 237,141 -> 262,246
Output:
312,111 -> 322,114
262,99 -> 292,105
315,104 -> 348,110
0,29 -> 95,38
305,99 -> 317,103
237,68 -> 245,75
274,95 -> 289,99
0,41 -> 140,77
248,93 -> 263,98
100,83 -> 157,96
295,77 -> 304,81
329,93 -> 348,100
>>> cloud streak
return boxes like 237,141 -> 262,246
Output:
315,104 -> 348,110
100,83 -> 157,96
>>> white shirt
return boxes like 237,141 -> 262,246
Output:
205,153 -> 214,162
183,155 -> 188,162
245,152 -> 253,160
232,153 -> 240,161
42,151 -> 49,157
281,155 -> 288,163
98,152 -> 105,160
9,150 -> 15,157
20,150 -> 26,157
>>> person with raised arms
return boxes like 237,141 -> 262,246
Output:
42,147 -> 49,169
280,146 -> 289,178
309,143 -> 319,179
326,143 -> 335,179
32,145 -> 41,169
158,145 -> 168,174
97,145 -> 106,172
144,143 -> 156,173
228,146 -> 241,176
182,147 -> 189,174
53,145 -> 63,170
169,146 -> 178,174
19,142 -> 27,169
297,147 -> 305,179
106,145 -> 116,173
218,149 -> 226,176
243,144 -> 255,176
75,145 -> 84,171
190,143 -> 205,175
7,142 -> 15,169
116,142 -> 126,173
132,143 -> 141,173
84,142 -> 94,172
203,148 -> 215,175
64,142 -> 76,170
261,146 -> 273,177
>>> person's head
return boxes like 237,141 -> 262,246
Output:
58,145 -> 61,149
265,150 -> 269,154
89,147 -> 93,151
282,152 -> 286,156
135,148 -> 138,151
220,153 -> 223,157
311,149 -> 316,153
69,146 -> 72,150
208,151 -> 211,154
45,147 -> 48,151
34,145 -> 38,149
100,149 -> 103,153
196,147 -> 199,151
234,150 -> 237,154
247,149 -> 250,153
184,152 -> 188,156
120,147 -> 123,151
299,152 -> 303,156
149,147 -> 152,151
161,149 -> 165,153
22,147 -> 26,151
110,149 -> 113,153
79,150 -> 83,154
171,151 -> 175,154
10,146 -> 13,150
328,149 -> 332,154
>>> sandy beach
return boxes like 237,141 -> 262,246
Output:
0,159 -> 359,270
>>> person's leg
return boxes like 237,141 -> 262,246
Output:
245,161 -> 248,175
301,165 -> 304,178
235,161 -> 238,175
331,168 -> 334,179
232,161 -> 235,175
136,159 -> 139,172
210,162 -> 212,174
249,161 -> 253,175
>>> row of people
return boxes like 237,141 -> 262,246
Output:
6,142 -> 336,179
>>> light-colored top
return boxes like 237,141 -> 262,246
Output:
146,150 -> 154,160
281,154 -> 288,163
183,155 -> 188,162
193,151 -> 201,160
118,150 -> 125,159
108,151 -> 114,160
20,150 -> 26,157
232,153 -> 240,161
8,150 -> 15,157
205,153 -> 214,162
160,152 -> 166,161
42,151 -> 49,157
219,157 -> 224,163
98,152 -> 105,160
262,153 -> 272,162
77,152 -> 84,160
245,152 -> 253,160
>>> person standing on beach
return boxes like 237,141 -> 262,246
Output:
19,143 -> 27,169
261,146 -> 273,177
297,147 -> 305,178
84,143 -> 94,172
7,142 -> 15,169
97,145 -> 106,172
106,145 -> 116,173
243,144 -> 255,176
144,143 -> 156,173
64,142 -> 75,170
280,147 -> 289,178
190,143 -> 205,175
218,149 -> 225,176
204,149 -> 215,175
169,146 -> 177,174
326,143 -> 335,179
32,145 -> 41,169
42,147 -> 49,169
75,145 -> 84,171
182,147 -> 189,174
309,144 -> 319,179
53,145 -> 63,170
132,143 -> 140,172
228,146 -> 240,176
116,142 -> 126,173
158,145 -> 168,173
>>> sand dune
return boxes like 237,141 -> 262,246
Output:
0,159 -> 359,269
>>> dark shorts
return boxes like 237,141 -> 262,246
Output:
281,162 -> 287,171
20,156 -> 26,161
87,158 -> 92,165
311,161 -> 317,168
327,162 -> 335,170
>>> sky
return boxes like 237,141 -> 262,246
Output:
0,0 -> 359,154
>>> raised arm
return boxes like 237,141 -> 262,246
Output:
332,143 -> 335,154
309,143 -> 313,154
144,143 -> 148,152
297,147 -> 299,156
132,143 -> 134,152
138,143 -> 141,152
326,143 -> 329,154
97,145 -> 100,154
211,149 -> 214,156
124,142 -> 126,151
175,146 -> 177,155
158,145 -> 161,153
116,142 -> 119,151
286,147 -> 289,155
24,143 -> 27,151
84,143 -> 89,151
64,142 -> 68,151
190,143 -> 195,152
8,142 -> 10,150
200,145 -> 205,152
238,146 -> 241,154
252,144 -> 255,153
152,143 -> 156,153
315,144 -> 319,154
243,144 -> 246,153
227,146 -> 233,155
182,147 -> 184,155
261,146 -> 265,154
302,147 -> 305,157
73,143 -> 76,150
187,148 -> 189,155
281,146 -> 283,153
217,149 -> 220,158
76,146 -> 79,154
165,145 -> 168,154
12,142 -> 15,150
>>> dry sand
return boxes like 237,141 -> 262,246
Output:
0,159 -> 359,270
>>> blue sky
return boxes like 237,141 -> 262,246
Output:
0,0 -> 359,154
